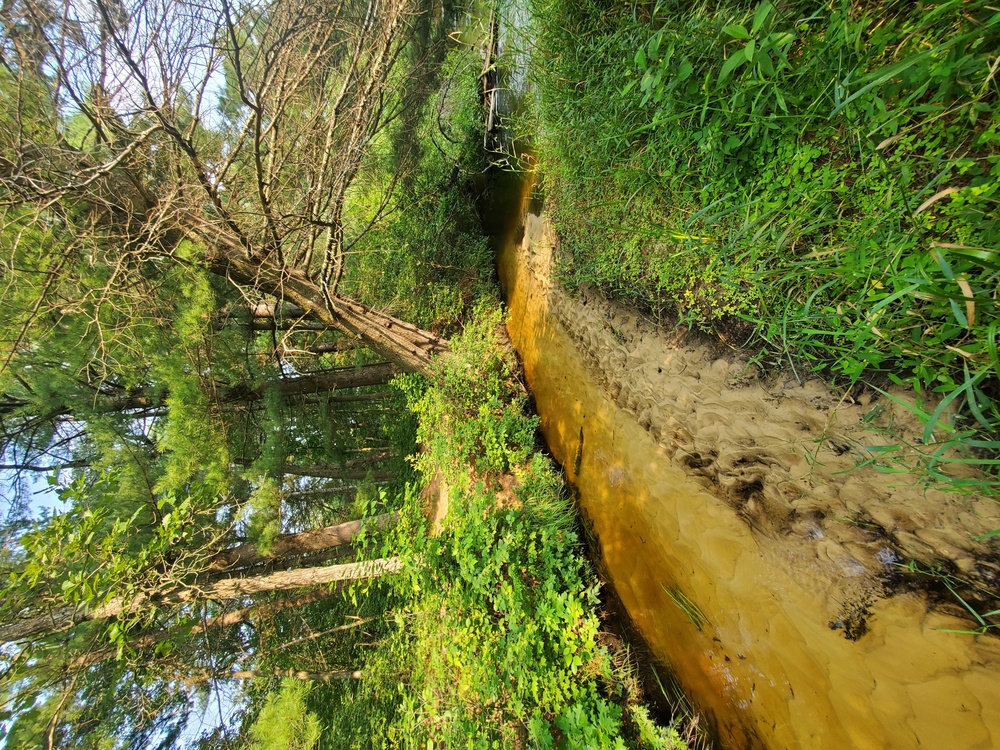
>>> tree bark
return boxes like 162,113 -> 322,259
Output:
194,668 -> 362,682
66,586 -> 342,672
209,513 -> 396,571
198,220 -> 447,373
324,391 -> 394,403
0,558 -> 402,644
1,367 -> 395,436
272,364 -> 398,396
281,465 -> 397,481
306,340 -> 360,355
249,303 -> 313,320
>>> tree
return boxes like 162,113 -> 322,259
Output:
0,0 -> 449,374
0,0 -> 483,744
0,488 -> 403,746
246,680 -> 321,750
0,556 -> 402,644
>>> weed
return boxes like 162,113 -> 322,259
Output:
898,559 -> 1000,636
527,0 -> 1000,488
661,585 -> 709,632
365,307 -> 689,746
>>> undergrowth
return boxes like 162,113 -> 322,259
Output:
346,43 -> 495,337
351,304 -> 690,748
529,0 -> 1000,490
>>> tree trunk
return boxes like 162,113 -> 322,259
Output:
198,220 -> 447,373
272,364 -> 398,396
209,513 -> 396,571
0,558 -> 402,644
280,464 -> 397,481
192,668 -> 362,682
249,303 -> 313,320
250,320 -> 330,332
1,368 -> 394,440
66,586 -> 341,672
325,391 -> 394,403
306,340 -> 360,355
285,486 -> 359,499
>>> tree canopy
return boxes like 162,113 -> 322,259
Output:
0,0 -> 485,745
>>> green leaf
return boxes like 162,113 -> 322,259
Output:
948,298 -> 968,328
718,53 -> 747,84
829,32 -> 972,118
932,248 -> 956,280
752,2 -> 773,34
743,39 -> 756,61
648,32 -> 661,60
923,370 -> 989,445
774,87 -> 788,112
757,51 -> 775,77
677,59 -> 693,81
635,46 -> 647,70
945,246 -> 1000,273
723,24 -> 749,40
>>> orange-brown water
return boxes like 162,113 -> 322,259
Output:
496,181 -> 1000,749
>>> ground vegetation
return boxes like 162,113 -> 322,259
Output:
529,0 -> 1000,488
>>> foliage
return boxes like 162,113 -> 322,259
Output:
248,680 -> 322,750
402,301 -> 537,475
346,307 -> 687,747
530,0 -> 1000,487
630,705 -> 688,750
0,3 -> 690,748
347,44 -> 496,336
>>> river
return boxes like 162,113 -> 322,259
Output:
492,172 -> 1000,749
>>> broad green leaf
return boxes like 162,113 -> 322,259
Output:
635,46 -> 647,70
718,53 -> 747,84
772,31 -> 795,47
648,32 -> 661,60
757,51 -> 775,76
722,24 -> 749,39
677,59 -> 693,80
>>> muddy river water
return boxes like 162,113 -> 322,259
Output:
494,175 -> 1000,749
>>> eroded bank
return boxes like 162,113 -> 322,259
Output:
496,177 -> 1000,749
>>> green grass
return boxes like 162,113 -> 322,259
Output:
527,0 -> 1000,490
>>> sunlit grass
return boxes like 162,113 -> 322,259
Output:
527,0 -> 1000,491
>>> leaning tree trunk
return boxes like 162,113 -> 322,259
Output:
209,513 -> 396,571
272,364 -> 399,396
279,464 -> 397,482
0,558 -> 402,644
65,586 -> 342,672
198,220 -> 447,374
190,668 -> 363,683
